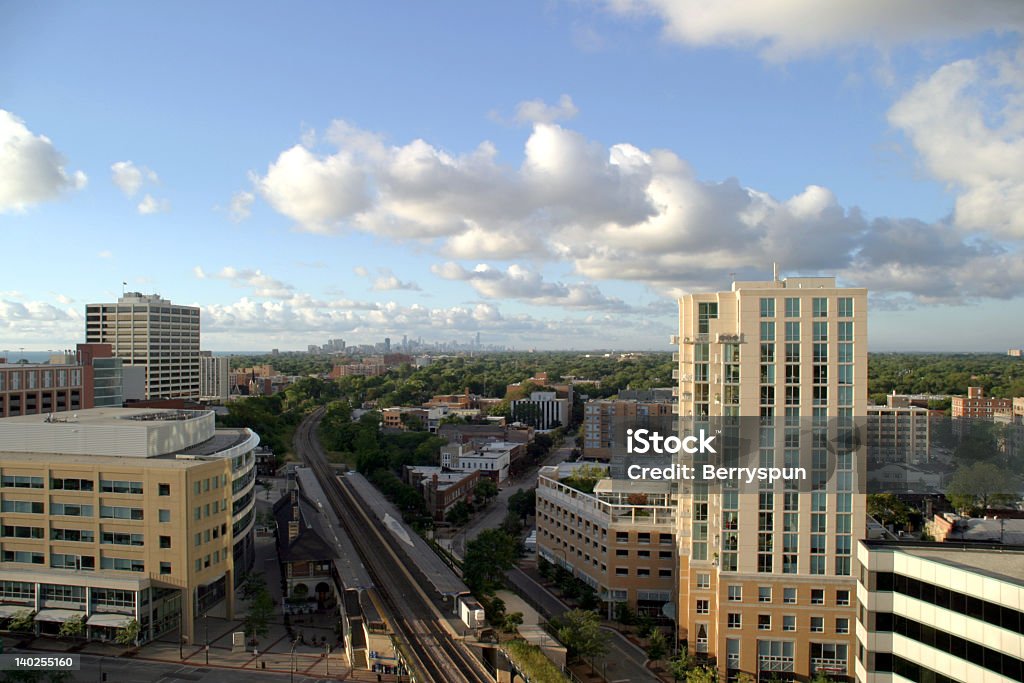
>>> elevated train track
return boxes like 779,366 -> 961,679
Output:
294,407 -> 492,683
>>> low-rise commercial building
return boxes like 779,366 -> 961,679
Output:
0,407 -> 258,644
856,540 -> 1024,682
439,442 -> 517,483
952,387 -> 1012,420
404,466 -> 481,521
536,463 -> 676,616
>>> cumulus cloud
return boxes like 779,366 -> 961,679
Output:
0,298 -> 82,345
604,0 -> 1024,60
515,95 -> 579,124
194,265 -> 295,299
888,48 -> 1024,238
250,114 -> 1024,307
257,144 -> 371,233
228,191 -> 254,223
433,262 -> 629,310
110,161 -> 158,197
352,265 -> 421,291
137,194 -> 170,215
0,110 -> 87,213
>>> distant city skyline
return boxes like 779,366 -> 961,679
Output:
2,3 -> 1023,351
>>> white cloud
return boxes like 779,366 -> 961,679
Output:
228,190 -> 254,223
371,271 -> 421,292
256,144 -> 371,233
515,94 -> 579,124
97,250 -> 113,259
137,194 -> 170,215
604,0 -> 1024,60
110,160 -> 158,197
433,262 -> 629,310
353,266 -> 369,277
250,116 -> 1024,307
195,265 -> 295,299
0,298 -> 82,346
888,48 -> 1024,238
0,110 -> 87,213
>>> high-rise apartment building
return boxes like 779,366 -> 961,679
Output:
85,293 -> 200,400
674,276 -> 867,681
583,398 -> 675,461
198,351 -> 230,402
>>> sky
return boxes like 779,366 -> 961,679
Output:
2,1 -> 1024,352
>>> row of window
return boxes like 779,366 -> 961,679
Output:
871,612 -> 1023,681
722,611 -> 849,634
615,567 -> 672,578
1,501 -> 146,519
2,479 -> 172,495
759,296 -> 855,318
707,585 -> 850,606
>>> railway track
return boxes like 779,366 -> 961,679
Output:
294,407 -> 492,683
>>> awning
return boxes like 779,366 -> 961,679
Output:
0,604 -> 32,618
86,613 -> 133,628
34,609 -> 85,623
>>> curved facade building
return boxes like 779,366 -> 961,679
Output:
0,407 -> 258,644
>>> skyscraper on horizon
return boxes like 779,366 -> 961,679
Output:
674,276 -> 867,680
85,293 -> 200,400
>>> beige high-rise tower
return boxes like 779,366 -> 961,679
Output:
674,276 -> 867,681
85,293 -> 200,400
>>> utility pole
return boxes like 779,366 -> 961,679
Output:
204,612 -> 209,665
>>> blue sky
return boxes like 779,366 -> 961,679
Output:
2,1 -> 1023,351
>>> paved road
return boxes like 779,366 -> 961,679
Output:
454,442 -> 574,555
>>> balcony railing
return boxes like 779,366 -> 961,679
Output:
681,334 -> 710,344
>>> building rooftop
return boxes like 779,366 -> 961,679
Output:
0,407 -> 255,463
865,540 -> 1024,588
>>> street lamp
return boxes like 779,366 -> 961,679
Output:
290,637 -> 298,683
325,642 -> 331,676
204,612 -> 209,666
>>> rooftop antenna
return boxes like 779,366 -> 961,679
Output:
773,262 -> 779,281
122,281 -> 127,296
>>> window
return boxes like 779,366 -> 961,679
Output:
760,321 -> 775,341
696,573 -> 711,590
810,616 -> 824,632
51,502 -> 92,517
159,535 -> 171,549
758,587 -> 772,603
836,590 -> 850,606
158,483 -> 171,496
727,585 -> 742,601
194,533 -> 201,547
811,589 -> 824,605
758,614 -> 771,630
784,297 -> 800,317
616,549 -> 628,557
616,532 -> 628,542
727,613 -> 741,629
658,568 -> 672,578
50,478 -> 93,491
194,507 -> 201,521
159,562 -> 172,575
159,509 -> 171,523
783,587 -> 797,604
637,568 -> 651,577
785,321 -> 800,341
783,615 -> 796,631
101,531 -> 144,546
100,505 -> 144,520
696,599 -> 709,615
1,500 -> 44,514
836,617 -> 850,634
838,296 -> 853,317
615,567 -> 628,576
100,480 -> 143,494
760,298 -> 775,317
813,297 -> 828,317
1,475 -> 44,489
101,557 -> 145,572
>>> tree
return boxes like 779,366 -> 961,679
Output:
508,488 -> 536,520
8,609 -> 35,633
244,587 -> 275,643
445,500 -> 472,526
262,480 -> 273,499
867,493 -> 911,529
685,665 -> 718,683
553,609 -> 609,665
667,649 -> 696,681
485,596 -> 506,627
239,571 -> 267,600
463,529 -> 518,594
474,478 -> 498,502
58,614 -> 85,641
114,618 -> 141,646
646,628 -> 668,662
502,612 -> 524,634
946,461 -> 1018,512
614,602 -> 635,626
